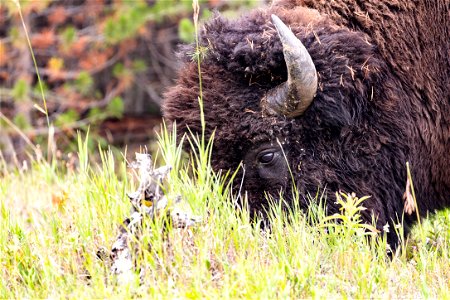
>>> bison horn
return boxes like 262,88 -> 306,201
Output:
263,14 -> 317,117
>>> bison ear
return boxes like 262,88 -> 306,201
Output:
262,14 -> 317,118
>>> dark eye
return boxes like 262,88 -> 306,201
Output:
258,152 -> 275,164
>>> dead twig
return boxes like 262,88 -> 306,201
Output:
108,153 -> 200,284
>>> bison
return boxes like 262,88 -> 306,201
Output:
163,0 -> 449,248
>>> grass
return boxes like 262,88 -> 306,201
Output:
1,127 -> 449,298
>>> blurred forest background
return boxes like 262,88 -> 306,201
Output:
0,0 -> 263,165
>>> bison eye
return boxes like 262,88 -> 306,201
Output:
258,151 -> 275,164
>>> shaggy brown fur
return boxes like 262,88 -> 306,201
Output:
163,0 -> 449,247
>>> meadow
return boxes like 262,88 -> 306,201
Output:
1,128 -> 449,298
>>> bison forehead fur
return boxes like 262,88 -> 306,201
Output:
163,0 -> 450,247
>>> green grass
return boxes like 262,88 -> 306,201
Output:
1,128 -> 449,298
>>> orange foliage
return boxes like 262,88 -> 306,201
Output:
67,36 -> 89,57
48,6 -> 68,26
31,29 -> 56,49
79,50 -> 111,70
0,43 -> 9,67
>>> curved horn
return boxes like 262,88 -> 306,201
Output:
263,14 -> 317,117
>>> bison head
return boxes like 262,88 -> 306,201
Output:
163,6 -> 411,244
